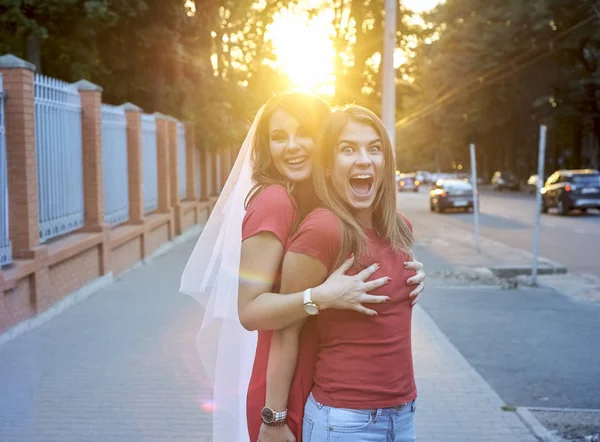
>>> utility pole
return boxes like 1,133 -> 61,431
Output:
382,0 -> 397,155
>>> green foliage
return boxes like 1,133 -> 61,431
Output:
400,0 -> 600,175
0,0 -> 286,152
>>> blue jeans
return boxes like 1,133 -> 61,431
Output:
303,392 -> 417,442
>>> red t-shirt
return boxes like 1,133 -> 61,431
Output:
242,185 -> 318,442
288,208 -> 417,409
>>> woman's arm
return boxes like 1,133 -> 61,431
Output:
238,233 -> 388,331
258,251 -> 328,442
238,235 -> 427,331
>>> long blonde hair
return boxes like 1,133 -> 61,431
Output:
244,92 -> 331,213
313,105 -> 414,266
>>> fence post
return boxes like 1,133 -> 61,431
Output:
220,147 -> 230,191
0,54 -> 51,312
166,119 -> 183,235
121,102 -> 144,225
199,148 -> 209,201
73,79 -> 111,276
0,55 -> 41,259
185,123 -> 197,201
154,114 -> 171,215
211,150 -> 219,196
74,80 -> 105,230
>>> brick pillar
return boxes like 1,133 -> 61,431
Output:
0,54 -> 50,312
0,55 -> 39,258
73,80 -> 105,229
167,119 -> 183,235
220,147 -> 230,190
121,102 -> 144,224
199,149 -> 208,201
230,146 -> 237,173
211,150 -> 219,196
185,123 -> 197,201
154,114 -> 171,213
167,120 -> 179,206
73,79 -> 110,276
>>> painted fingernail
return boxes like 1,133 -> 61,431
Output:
386,296 -> 391,302
376,263 -> 381,268
386,277 -> 392,284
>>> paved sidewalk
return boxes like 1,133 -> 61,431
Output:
0,237 -> 538,442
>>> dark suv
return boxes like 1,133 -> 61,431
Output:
491,171 -> 520,191
541,169 -> 600,215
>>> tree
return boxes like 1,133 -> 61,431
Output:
399,0 -> 600,174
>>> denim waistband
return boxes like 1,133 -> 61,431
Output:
308,392 -> 416,415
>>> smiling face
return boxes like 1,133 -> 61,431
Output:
330,119 -> 385,217
268,108 -> 316,183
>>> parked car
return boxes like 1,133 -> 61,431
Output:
541,169 -> 600,215
491,171 -> 520,191
430,173 -> 452,185
415,171 -> 432,184
398,173 -> 420,192
527,174 -> 540,194
429,178 -> 475,213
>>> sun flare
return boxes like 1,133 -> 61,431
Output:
266,7 -> 336,96
402,0 -> 445,13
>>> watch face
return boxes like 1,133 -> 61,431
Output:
261,407 -> 274,423
304,303 -> 320,316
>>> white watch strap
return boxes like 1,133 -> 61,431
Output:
274,409 -> 287,421
303,288 -> 312,304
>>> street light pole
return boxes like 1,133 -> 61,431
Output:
531,125 -> 547,285
382,0 -> 397,155
469,143 -> 481,252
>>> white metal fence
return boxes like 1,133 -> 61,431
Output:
102,104 -> 129,226
142,114 -> 158,214
0,74 -> 12,266
177,122 -> 186,200
35,74 -> 84,242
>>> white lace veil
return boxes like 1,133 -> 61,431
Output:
180,106 -> 265,442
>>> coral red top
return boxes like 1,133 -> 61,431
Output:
243,185 -> 318,442
287,208 -> 417,409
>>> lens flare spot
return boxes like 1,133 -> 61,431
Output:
202,400 -> 216,413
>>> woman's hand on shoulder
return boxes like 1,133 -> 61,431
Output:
257,423 -> 296,442
311,255 -> 391,316
404,259 -> 425,306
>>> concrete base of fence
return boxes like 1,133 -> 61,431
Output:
0,272 -> 114,346
0,198 -> 214,337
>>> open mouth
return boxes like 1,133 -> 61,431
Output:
285,156 -> 308,167
349,174 -> 374,196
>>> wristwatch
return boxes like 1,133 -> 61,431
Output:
261,407 -> 288,426
303,288 -> 320,315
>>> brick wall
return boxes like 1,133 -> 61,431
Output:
0,54 -> 227,336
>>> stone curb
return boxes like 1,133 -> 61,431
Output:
517,407 -> 560,442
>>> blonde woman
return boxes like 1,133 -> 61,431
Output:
262,105 -> 418,442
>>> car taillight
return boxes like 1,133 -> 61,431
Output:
440,191 -> 446,197
565,185 -> 571,192
400,181 -> 405,186
415,180 -> 420,185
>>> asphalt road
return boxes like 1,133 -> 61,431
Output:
419,286 -> 600,410
398,186 -> 600,278
399,185 -> 600,411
